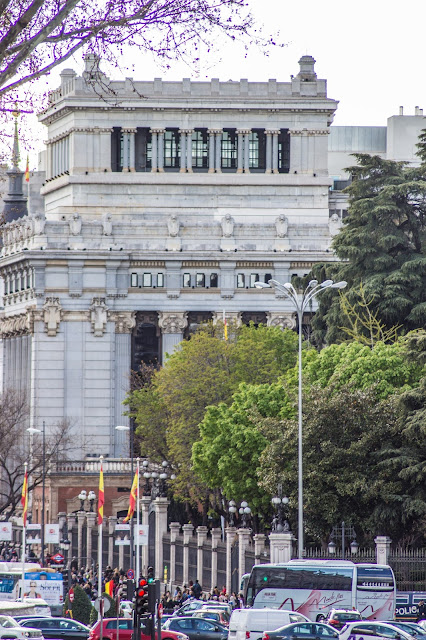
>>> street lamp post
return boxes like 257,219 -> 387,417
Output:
328,522 -> 359,557
239,501 -> 251,529
255,278 -> 346,557
27,421 -> 46,565
271,484 -> 290,533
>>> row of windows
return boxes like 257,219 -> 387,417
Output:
129,272 -> 278,289
112,127 -> 290,173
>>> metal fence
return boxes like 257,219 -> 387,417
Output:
389,549 -> 426,592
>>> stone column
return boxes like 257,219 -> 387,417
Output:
158,312 -> 188,364
169,522 -> 181,588
157,129 -> 165,172
272,130 -> 279,174
269,532 -> 294,563
99,128 -> 112,172
67,513 -> 75,563
208,129 -> 216,173
112,312 -> 136,457
237,528 -> 251,589
254,533 -> 266,564
225,526 -> 236,596
375,536 -> 392,565
128,128 -> 136,172
210,528 -> 222,592
215,131 -> 222,173
179,129 -> 187,172
141,496 -> 151,575
236,129 -> 244,173
77,511 -> 85,568
265,131 -> 272,174
46,141 -> 52,179
108,516 -> 117,568
85,512 -> 96,570
151,130 -> 158,172
243,131 -> 250,173
182,524 -> 194,586
196,526 -> 208,590
154,497 -> 169,580
186,130 -> 194,172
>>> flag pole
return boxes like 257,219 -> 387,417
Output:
21,462 -> 28,599
136,458 -> 140,580
98,456 -> 104,623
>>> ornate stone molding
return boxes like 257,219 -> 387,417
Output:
158,311 -> 188,334
266,312 -> 296,330
43,297 -> 63,336
110,311 -> 136,334
89,297 -> 109,337
0,311 -> 33,337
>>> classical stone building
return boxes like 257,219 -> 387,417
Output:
0,54 -> 342,460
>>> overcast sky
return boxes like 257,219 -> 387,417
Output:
16,0 -> 426,165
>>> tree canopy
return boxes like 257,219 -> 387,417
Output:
311,145 -> 426,345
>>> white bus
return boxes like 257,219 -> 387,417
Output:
244,560 -> 396,621
0,563 -> 62,613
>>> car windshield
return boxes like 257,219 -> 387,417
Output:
334,614 -> 361,621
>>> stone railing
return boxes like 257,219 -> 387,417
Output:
51,458 -> 132,474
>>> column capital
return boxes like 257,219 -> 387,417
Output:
122,127 -> 137,134
77,511 -> 86,524
169,522 -> 181,542
208,128 -> 222,134
85,512 -> 97,527
150,127 -> 165,134
179,128 -> 194,134
182,523 -> 194,544
110,311 -> 136,334
265,128 -> 280,135
211,528 -> 222,547
237,527 -> 251,541
153,496 -> 170,512
158,311 -> 188,333
266,311 -> 296,330
225,526 -> 237,537
197,525 -> 209,546
236,128 -> 251,134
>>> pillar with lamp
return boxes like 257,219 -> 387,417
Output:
255,277 -> 346,558
271,484 -> 290,533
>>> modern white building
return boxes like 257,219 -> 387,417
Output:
0,54 -> 423,460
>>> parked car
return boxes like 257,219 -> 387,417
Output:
0,616 -> 44,640
201,605 -> 233,618
19,618 -> 90,640
384,623 -> 426,639
228,608 -> 309,640
193,610 -> 230,627
173,602 -> 205,617
89,618 -> 189,640
339,621 -> 414,640
262,623 -> 339,640
325,610 -> 363,630
162,616 -> 228,640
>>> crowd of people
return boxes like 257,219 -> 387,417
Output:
161,580 -> 243,614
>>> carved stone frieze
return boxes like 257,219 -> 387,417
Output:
110,311 -> 136,334
43,297 -> 63,336
0,311 -> 33,337
266,312 -> 296,330
89,297 -> 109,337
158,311 -> 188,334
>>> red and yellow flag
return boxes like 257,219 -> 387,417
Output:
98,460 -> 104,526
223,310 -> 228,341
21,468 -> 28,527
123,468 -> 138,523
25,155 -> 30,182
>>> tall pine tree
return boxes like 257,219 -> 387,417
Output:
312,132 -> 426,344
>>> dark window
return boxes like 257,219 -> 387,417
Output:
183,273 -> 191,288
249,129 -> 266,171
111,127 -> 122,172
175,619 -> 193,630
164,128 -> 180,169
250,273 -> 260,288
278,128 -> 290,173
264,273 -> 272,283
143,273 -> 152,287
221,129 -> 237,170
210,273 -> 218,288
237,274 -> 245,288
192,129 -> 209,170
356,567 -> 395,592
196,273 -> 205,287
135,127 -> 152,172
157,273 -> 164,287
130,273 -> 138,287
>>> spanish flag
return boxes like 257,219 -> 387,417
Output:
98,460 -> 104,526
223,310 -> 228,341
25,155 -> 30,182
123,468 -> 138,523
21,467 -> 28,527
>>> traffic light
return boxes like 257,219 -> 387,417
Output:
148,579 -> 161,614
136,578 -> 149,615
147,566 -> 154,583
121,579 -> 134,601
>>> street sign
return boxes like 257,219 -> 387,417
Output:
158,603 -> 163,619
69,588 -> 74,603
127,569 -> 134,580
94,596 -> 111,613
52,552 -> 65,563
133,524 -> 149,545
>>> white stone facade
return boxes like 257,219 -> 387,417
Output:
0,54 -> 341,459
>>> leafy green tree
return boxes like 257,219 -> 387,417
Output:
128,323 -> 298,506
64,584 -> 91,624
258,384 -> 402,544
311,150 -> 426,345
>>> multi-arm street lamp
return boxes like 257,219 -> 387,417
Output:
78,490 -> 96,511
255,278 -> 347,557
142,460 -> 175,498
239,501 -> 252,528
115,424 -> 134,570
328,521 -> 359,557
271,484 -> 290,533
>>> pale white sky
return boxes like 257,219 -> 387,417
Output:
13,0 -> 426,166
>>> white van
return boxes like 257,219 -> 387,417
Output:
229,608 -> 309,640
